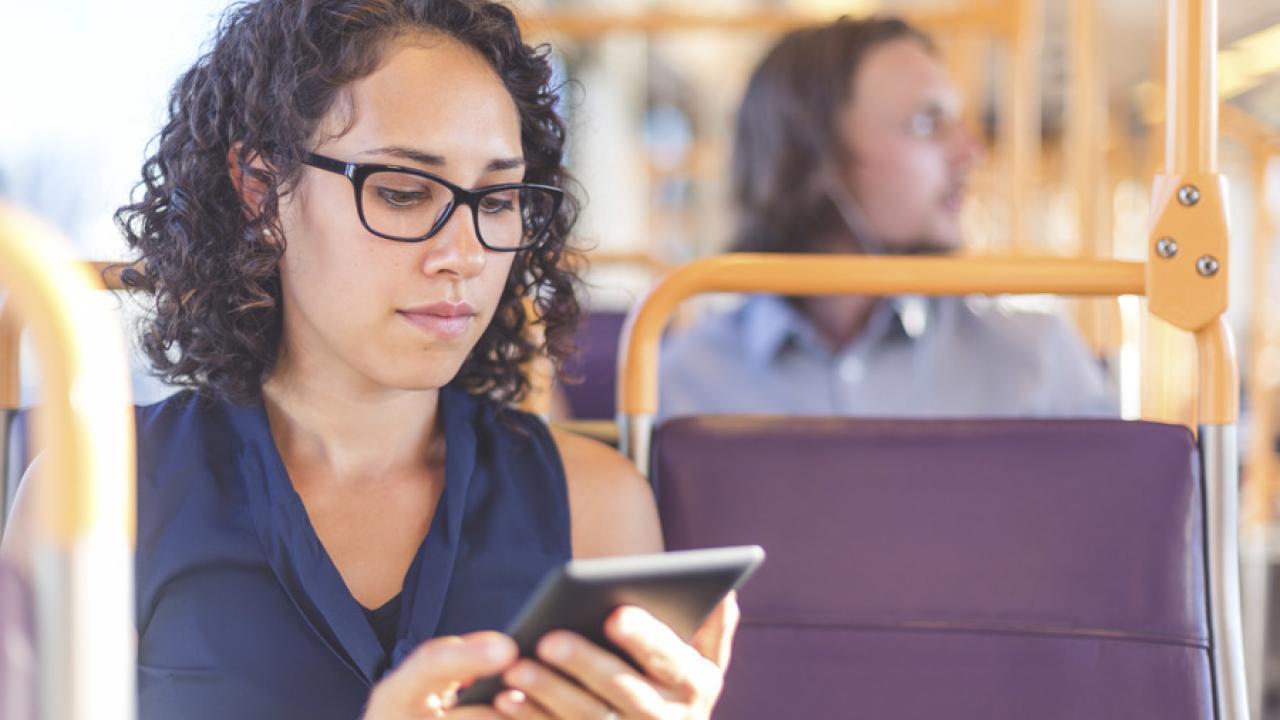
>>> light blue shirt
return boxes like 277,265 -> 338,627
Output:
659,295 -> 1117,419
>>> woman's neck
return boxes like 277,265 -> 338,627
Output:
261,358 -> 444,489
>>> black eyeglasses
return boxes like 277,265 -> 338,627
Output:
302,152 -> 563,251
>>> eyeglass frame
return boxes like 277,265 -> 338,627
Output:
301,151 -> 564,252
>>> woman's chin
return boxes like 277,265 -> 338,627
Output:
367,359 -> 466,393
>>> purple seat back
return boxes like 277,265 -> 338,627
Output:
0,559 -> 37,720
559,310 -> 628,420
654,417 -> 1212,720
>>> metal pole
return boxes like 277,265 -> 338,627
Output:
1200,421 -> 1250,720
2,409 -> 18,532
617,413 -> 654,479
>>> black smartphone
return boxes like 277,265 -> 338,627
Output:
455,545 -> 765,706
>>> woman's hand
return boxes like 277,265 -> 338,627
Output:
363,631 -> 517,719
492,593 -> 741,720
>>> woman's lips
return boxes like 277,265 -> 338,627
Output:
397,302 -> 477,339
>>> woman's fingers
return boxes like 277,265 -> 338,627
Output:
604,607 -> 718,702
493,688 -> 555,719
501,657 -> 619,720
373,603 -> 734,720
503,604 -> 739,720
397,632 -> 517,699
690,592 -> 741,670
531,631 -> 668,717
364,632 -> 517,718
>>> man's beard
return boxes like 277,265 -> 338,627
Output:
823,175 -> 961,258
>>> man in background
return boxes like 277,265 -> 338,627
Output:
660,17 -> 1115,417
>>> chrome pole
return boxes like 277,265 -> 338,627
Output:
618,413 -> 654,480
1199,423 -> 1250,720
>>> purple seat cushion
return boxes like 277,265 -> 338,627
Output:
558,310 -> 628,420
654,417 -> 1211,720
0,559 -> 37,720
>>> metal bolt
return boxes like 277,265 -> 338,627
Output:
1155,237 -> 1178,258
1196,255 -> 1220,277
1178,184 -> 1201,206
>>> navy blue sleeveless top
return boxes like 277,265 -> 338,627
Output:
133,385 -> 571,720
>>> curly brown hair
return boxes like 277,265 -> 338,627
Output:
115,0 -> 581,405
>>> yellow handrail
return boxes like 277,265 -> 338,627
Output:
1145,0 -> 1228,334
1002,0 -> 1042,254
1166,1 -> 1217,175
1221,103 -> 1280,155
1065,0 -> 1124,360
0,202 -> 135,720
617,255 -> 1155,418
0,298 -> 19,408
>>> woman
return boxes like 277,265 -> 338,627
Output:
5,1 -> 736,718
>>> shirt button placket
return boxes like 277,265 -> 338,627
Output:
835,353 -> 865,413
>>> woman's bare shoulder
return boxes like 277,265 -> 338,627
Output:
549,427 -> 663,558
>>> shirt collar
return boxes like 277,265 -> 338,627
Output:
738,295 -> 804,367
739,294 -> 931,368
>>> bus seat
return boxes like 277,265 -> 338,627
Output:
559,310 -> 628,420
654,416 -> 1212,719
0,558 -> 37,720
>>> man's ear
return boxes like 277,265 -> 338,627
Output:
227,143 -> 271,218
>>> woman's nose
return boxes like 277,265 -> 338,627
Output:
422,204 -> 487,279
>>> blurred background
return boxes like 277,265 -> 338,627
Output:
4,0 -> 1280,712
3,0 -> 1279,410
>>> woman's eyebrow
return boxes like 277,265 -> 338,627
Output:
486,157 -> 526,172
362,145 -> 446,166
360,145 -> 526,172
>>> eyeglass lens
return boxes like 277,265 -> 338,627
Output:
361,170 -> 556,248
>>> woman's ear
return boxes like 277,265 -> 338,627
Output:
226,143 -> 270,218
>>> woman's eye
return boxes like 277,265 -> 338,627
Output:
479,194 -> 516,214
376,186 -> 428,208
907,111 -> 940,138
